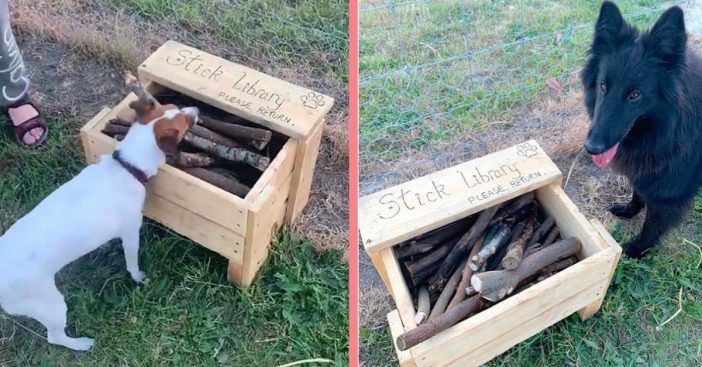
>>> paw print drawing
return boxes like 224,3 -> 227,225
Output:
301,92 -> 325,110
516,142 -> 539,158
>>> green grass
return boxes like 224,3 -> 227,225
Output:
359,0 -> 674,165
100,0 -> 349,83
0,116 -> 348,366
361,206 -> 702,366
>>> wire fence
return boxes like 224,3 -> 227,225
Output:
359,0 -> 693,196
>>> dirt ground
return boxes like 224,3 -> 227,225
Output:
359,2 -> 702,361
10,2 -> 349,257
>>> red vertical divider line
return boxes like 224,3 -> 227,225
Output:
348,0 -> 360,366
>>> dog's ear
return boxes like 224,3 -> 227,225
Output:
592,1 -> 625,55
645,6 -> 686,69
156,128 -> 180,156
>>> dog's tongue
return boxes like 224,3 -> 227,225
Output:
592,143 -> 619,168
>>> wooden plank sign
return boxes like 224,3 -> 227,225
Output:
359,140 -> 562,253
138,40 -> 334,140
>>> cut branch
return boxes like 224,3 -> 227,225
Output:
427,205 -> 501,292
542,227 -> 560,247
487,220 -> 527,271
470,223 -> 511,271
102,123 -> 129,136
404,238 -> 457,287
446,231 -> 487,309
396,219 -> 470,259
471,237 -> 581,302
396,295 -> 482,351
125,73 -> 158,105
527,217 -> 555,247
415,286 -> 431,325
428,259 -> 466,320
501,217 -> 538,270
184,132 -> 270,171
492,193 -> 534,223
167,151 -> 215,168
199,115 -> 273,150
182,168 -> 251,197
540,256 -> 577,274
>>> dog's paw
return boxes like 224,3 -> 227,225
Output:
609,203 -> 639,219
623,241 -> 652,259
131,270 -> 146,284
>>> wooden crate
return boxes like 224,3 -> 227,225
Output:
80,41 -> 333,286
359,141 -> 622,367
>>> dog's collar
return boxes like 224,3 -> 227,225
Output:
112,150 -> 149,186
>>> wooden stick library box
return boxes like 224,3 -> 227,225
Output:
80,40 -> 333,286
359,141 -> 622,367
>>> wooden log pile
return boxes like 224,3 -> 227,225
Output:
394,193 -> 581,351
101,74 -> 283,198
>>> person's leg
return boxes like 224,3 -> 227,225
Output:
0,0 -> 46,147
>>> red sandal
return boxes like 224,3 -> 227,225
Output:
3,96 -> 48,148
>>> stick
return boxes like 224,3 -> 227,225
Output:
527,217 -> 555,247
404,239 -> 457,287
487,220 -> 527,271
182,168 -> 251,197
125,73 -> 158,105
395,220 -> 470,259
184,132 -> 270,171
415,286 -> 431,325
469,223 -> 511,271
540,256 -> 577,274
102,123 -> 129,136
428,259 -> 466,320
190,125 -> 248,149
492,193 -> 534,223
471,237 -> 581,302
109,116 -> 135,127
523,243 -> 542,258
542,227 -> 560,247
501,217 -> 538,270
427,205 -> 501,292
199,115 -> 272,150
167,151 -> 215,168
446,231 -> 487,309
396,295 -> 482,351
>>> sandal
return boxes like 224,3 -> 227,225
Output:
3,96 -> 48,148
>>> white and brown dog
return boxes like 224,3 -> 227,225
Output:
0,100 -> 197,351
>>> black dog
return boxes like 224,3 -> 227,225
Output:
582,1 -> 702,258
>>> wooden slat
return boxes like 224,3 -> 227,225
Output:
80,107 -> 112,163
246,139 -> 297,203
381,247 -> 418,331
138,40 -> 334,140
410,251 -> 614,366
536,183 -> 610,258
577,219 -> 622,320
144,194 -> 244,263
440,283 -> 607,367
387,310 -> 418,367
233,173 -> 293,286
147,166 -> 249,236
360,140 -> 562,254
285,121 -> 325,223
